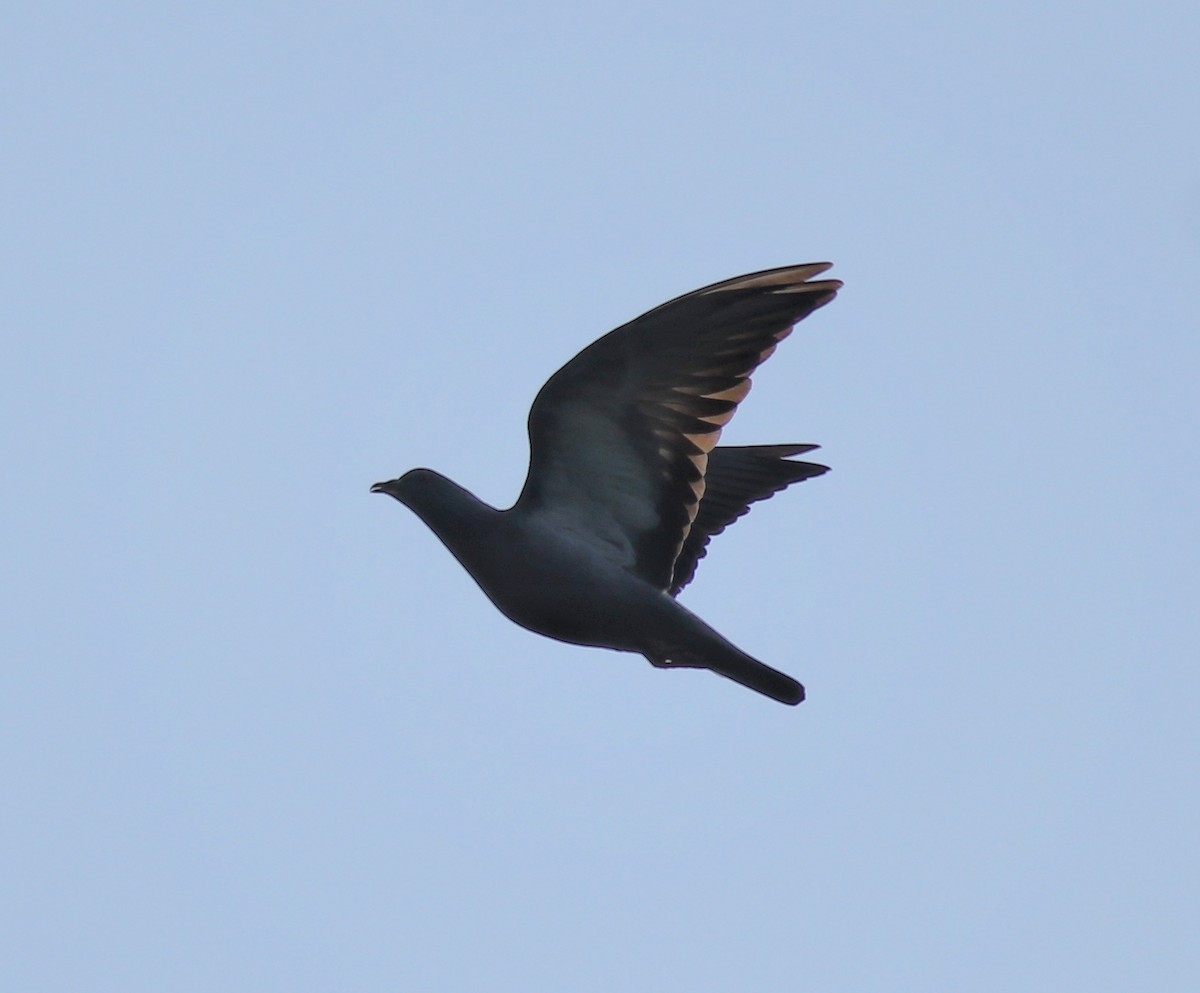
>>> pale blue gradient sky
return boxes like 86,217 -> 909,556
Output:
3,2 -> 1198,990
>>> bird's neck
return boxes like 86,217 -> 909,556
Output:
398,474 -> 508,580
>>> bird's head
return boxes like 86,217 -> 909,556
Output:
369,467 -> 442,504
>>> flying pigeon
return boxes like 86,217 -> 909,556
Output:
372,263 -> 840,705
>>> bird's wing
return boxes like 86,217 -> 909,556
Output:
514,264 -> 840,591
668,444 -> 829,596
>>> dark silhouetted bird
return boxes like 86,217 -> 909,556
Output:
372,264 -> 840,704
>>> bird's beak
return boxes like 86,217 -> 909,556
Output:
369,481 -> 389,494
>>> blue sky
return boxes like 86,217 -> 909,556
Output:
3,2 -> 1198,990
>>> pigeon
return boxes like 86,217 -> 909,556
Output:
372,263 -> 840,705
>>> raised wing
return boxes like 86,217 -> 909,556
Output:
668,444 -> 829,596
514,264 -> 840,590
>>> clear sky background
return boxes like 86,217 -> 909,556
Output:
3,2 -> 1198,990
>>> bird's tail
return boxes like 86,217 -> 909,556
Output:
645,643 -> 805,705
705,650 -> 805,705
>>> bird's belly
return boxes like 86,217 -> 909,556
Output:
470,553 -> 659,653
485,578 -> 635,650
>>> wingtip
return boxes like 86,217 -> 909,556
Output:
700,262 -> 841,296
